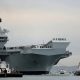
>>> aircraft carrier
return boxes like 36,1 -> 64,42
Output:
0,18 -> 72,75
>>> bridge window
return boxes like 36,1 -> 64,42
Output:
0,37 -> 7,39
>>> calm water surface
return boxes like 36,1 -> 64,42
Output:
0,75 -> 80,80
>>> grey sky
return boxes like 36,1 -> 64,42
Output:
0,0 -> 80,66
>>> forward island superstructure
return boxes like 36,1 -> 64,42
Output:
0,19 -> 72,75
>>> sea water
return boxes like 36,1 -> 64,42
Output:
0,75 -> 80,80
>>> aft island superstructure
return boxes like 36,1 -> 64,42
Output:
0,19 -> 72,75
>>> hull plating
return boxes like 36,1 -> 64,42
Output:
4,52 -> 70,75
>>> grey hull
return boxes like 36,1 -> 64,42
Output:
2,52 -> 71,75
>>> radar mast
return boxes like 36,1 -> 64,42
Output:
0,18 -> 8,49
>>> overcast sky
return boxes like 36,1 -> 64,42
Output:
0,0 -> 80,66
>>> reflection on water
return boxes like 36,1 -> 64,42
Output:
0,75 -> 80,80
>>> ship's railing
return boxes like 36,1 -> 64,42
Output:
6,46 -> 31,51
0,50 -> 8,55
6,47 -> 21,51
6,42 -> 53,51
0,47 -> 21,55
30,42 -> 53,49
